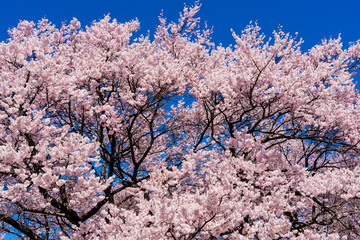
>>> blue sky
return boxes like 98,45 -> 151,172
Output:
1,0 -> 359,51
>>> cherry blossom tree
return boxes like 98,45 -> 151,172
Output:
1,3 -> 360,239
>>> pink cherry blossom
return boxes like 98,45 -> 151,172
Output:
1,3 -> 360,239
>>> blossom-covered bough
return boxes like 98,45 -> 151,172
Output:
1,3 -> 360,239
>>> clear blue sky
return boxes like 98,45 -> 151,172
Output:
1,0 -> 359,51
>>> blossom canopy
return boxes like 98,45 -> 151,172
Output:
1,3 -> 360,240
